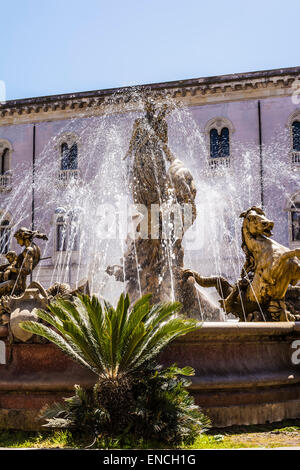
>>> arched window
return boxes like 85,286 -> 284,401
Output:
0,147 -> 10,175
61,142 -> 78,170
69,212 -> 80,251
210,129 -> 219,158
205,118 -> 234,168
55,208 -> 80,252
209,127 -> 230,159
0,140 -> 12,190
292,121 -> 300,152
287,193 -> 300,245
56,215 -> 67,252
0,219 -> 11,254
220,127 -> 230,157
56,133 -> 80,184
287,112 -> 300,165
291,201 -> 300,242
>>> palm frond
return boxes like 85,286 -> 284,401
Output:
20,321 -> 98,374
20,292 -> 201,380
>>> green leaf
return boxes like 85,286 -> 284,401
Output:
20,321 -> 98,374
20,292 -> 200,381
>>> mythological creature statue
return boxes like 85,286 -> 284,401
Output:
108,98 -> 223,320
0,226 -> 90,341
183,206 -> 300,321
0,227 -> 48,297
0,251 -> 18,283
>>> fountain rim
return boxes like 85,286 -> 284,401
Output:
1,321 -> 299,341
173,321 -> 300,341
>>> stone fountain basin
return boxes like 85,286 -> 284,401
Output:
0,322 -> 299,430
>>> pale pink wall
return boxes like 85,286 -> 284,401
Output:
260,97 -> 300,245
0,123 -> 33,251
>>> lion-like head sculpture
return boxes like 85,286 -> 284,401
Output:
240,206 -> 274,238
239,206 -> 275,277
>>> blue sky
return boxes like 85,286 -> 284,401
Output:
1,0 -> 299,100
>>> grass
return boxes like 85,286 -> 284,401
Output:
0,430 -> 173,449
0,420 -> 299,449
0,430 -> 78,449
186,420 -> 300,450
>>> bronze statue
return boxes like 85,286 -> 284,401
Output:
0,227 -> 48,297
123,99 -> 169,207
183,206 -> 300,321
0,251 -> 17,282
0,226 -> 92,341
108,99 -> 223,320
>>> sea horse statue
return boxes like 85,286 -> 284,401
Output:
183,206 -> 300,321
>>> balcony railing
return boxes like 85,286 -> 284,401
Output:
291,151 -> 300,166
0,173 -> 12,191
57,169 -> 80,184
209,157 -> 230,170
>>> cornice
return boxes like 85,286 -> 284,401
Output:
1,66 -> 300,126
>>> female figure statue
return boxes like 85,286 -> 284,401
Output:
124,99 -> 170,207
0,227 -> 48,297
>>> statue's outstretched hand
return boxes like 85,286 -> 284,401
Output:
182,268 -> 195,278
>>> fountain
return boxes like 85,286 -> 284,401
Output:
106,98 -> 222,320
0,92 -> 299,430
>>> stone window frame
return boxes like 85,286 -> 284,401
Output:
56,132 -> 80,168
56,212 -> 68,253
0,210 -> 13,256
0,139 -> 13,173
56,133 -> 81,186
287,110 -> 300,166
52,207 -> 80,263
204,117 -> 235,168
286,191 -> 300,247
0,139 -> 13,190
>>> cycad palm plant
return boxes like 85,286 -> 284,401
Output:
21,293 -> 198,380
20,293 -> 207,445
